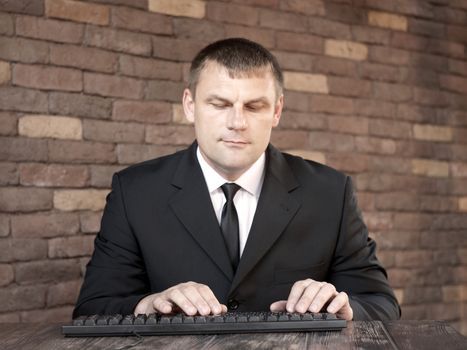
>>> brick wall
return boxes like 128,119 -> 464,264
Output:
0,0 -> 466,333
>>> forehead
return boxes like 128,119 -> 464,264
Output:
196,61 -> 277,96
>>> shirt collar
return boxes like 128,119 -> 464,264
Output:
196,147 -> 265,197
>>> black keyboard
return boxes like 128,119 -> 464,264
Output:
62,312 -> 346,336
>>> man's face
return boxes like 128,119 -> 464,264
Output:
183,61 -> 283,181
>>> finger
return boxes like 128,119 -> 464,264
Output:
292,281 -> 324,313
220,304 -> 228,313
181,285 -> 214,315
285,279 -> 314,313
307,283 -> 337,313
152,297 -> 173,314
270,300 -> 287,312
167,288 -> 198,315
197,285 -> 223,315
327,292 -> 353,320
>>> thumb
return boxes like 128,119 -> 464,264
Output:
270,300 -> 287,312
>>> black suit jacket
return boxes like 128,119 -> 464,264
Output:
74,143 -> 400,320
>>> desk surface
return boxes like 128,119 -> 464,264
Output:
0,320 -> 466,350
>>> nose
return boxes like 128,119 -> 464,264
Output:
227,105 -> 247,130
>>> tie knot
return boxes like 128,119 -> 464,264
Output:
221,183 -> 241,201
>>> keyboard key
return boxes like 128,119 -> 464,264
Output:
121,315 -> 134,325
195,316 -> 207,323
72,316 -> 86,326
109,315 -> 122,325
84,315 -> 99,326
97,316 -> 109,325
134,314 -> 146,325
146,314 -> 157,324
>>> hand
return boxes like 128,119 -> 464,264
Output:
134,281 -> 228,316
270,278 -> 353,320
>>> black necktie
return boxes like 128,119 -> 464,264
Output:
220,183 -> 241,271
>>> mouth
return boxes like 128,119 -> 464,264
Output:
221,139 -> 249,147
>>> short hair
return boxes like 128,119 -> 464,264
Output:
188,38 -> 284,98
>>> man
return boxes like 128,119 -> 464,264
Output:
74,38 -> 400,321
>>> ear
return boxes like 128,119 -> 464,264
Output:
272,94 -> 284,128
182,88 -> 195,123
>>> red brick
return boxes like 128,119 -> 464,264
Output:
0,13 -> 14,35
368,156 -> 411,173
117,144 -> 178,164
146,80 -> 185,103
83,119 -> 145,144
0,264 -> 14,287
414,87 -> 449,107
90,165 -> 124,188
0,285 -> 47,312
0,112 -> 17,136
0,238 -> 48,262
420,195 -> 458,212
45,0 -> 109,25
365,0 -> 434,18
83,72 -> 143,99
119,55 -> 182,81
152,37 -> 207,62
50,44 -> 117,73
16,15 -> 84,44
85,25 -> 151,56
259,9 -> 307,32
356,192 -> 375,211
326,153 -> 368,173
393,212 -> 433,230
279,111 -> 326,131
207,2 -> 259,26
15,259 -> 81,284
13,64 -> 82,92
373,82 -> 412,102
362,212 -> 394,231
276,32 -> 323,54
112,100 -> 172,124
440,75 -> 467,95
402,286 -> 442,304
310,95 -> 354,114
279,0 -> 325,16
375,193 -> 419,211
0,162 -> 17,185
1,86 -> 48,114
354,99 -> 396,119
369,119 -> 412,139
449,59 -> 467,76
283,91 -> 309,112
11,212 -> 79,238
313,56 -> 358,77
0,215 -> 10,237
111,6 -> 172,35
326,2 -> 367,24
408,18 -> 445,38
376,251 -> 395,269
309,18 -> 352,39
359,63 -> 400,83
80,211 -> 102,233
399,67 -> 439,88
49,92 -> 111,119
146,125 -> 195,146
19,163 -> 89,187
0,187 -> 52,212
48,235 -> 95,258
231,0 -> 279,8
272,50 -> 314,72
0,36 -> 48,64
434,4 -> 466,23
426,303 -> 461,321
328,77 -> 372,97
400,304 -> 427,319
351,25 -> 390,45
225,24 -> 275,49
369,46 -> 411,66
371,230 -> 419,250
270,130 -> 309,150
410,52 -> 448,72
0,0 -> 44,15
20,306 -> 74,323
328,116 -> 369,135
308,131 -> 355,152
48,140 -> 116,164
390,32 -> 428,51
46,280 -> 81,307
174,18 -> 225,43
0,136 -> 48,162
426,39 -> 464,59
85,0 -> 146,9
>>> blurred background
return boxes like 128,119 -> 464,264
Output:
0,0 -> 466,335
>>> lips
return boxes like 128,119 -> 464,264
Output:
221,139 -> 249,147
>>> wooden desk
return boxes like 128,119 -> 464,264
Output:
0,320 -> 466,349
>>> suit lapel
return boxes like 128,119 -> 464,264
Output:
229,145 -> 301,294
169,143 -> 234,282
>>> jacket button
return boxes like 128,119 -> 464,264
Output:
227,299 -> 239,310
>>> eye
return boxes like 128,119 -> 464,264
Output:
210,102 -> 229,109
245,104 -> 262,112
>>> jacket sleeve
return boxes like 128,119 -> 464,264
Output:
73,173 -> 150,318
329,176 -> 401,321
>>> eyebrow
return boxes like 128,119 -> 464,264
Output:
205,94 -> 271,106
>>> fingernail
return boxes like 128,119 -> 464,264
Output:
328,306 -> 336,313
311,304 -> 319,312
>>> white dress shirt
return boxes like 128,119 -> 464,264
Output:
196,147 -> 265,257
